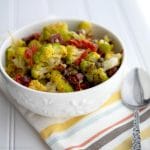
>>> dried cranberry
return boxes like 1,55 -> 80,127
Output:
67,75 -> 78,85
49,34 -> 64,44
76,73 -> 84,81
15,74 -> 23,83
15,74 -> 31,86
97,49 -> 105,57
106,67 -> 118,77
22,76 -> 31,86
80,82 -> 89,89
74,83 -> 81,91
74,82 -> 89,91
23,33 -> 40,44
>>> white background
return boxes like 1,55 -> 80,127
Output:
0,0 -> 150,149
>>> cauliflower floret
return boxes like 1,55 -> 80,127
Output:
80,60 -> 95,73
33,43 -> 67,68
31,63 -> 50,79
46,82 -> 57,92
103,53 -> 122,71
41,22 -> 86,41
6,46 -> 27,70
85,52 -> 100,62
29,80 -> 47,91
6,63 -> 16,77
6,46 -> 27,76
78,21 -> 92,34
104,35 -> 111,43
67,31 -> 85,40
12,56 -> 26,69
15,47 -> 26,57
6,47 -> 15,63
86,68 -> 108,84
66,45 -> 83,64
105,51 -> 114,59
12,39 -> 26,47
13,47 -> 27,69
49,70 -> 73,92
28,40 -> 41,49
98,39 -> 113,54
33,44 -> 54,64
52,43 -> 67,57
41,22 -> 69,41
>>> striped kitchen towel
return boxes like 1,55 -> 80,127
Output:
0,76 -> 150,150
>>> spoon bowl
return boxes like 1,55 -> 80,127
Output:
121,68 -> 150,150
121,68 -> 150,109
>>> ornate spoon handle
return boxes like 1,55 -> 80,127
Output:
132,109 -> 141,150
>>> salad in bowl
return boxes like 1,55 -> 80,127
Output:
5,21 -> 122,93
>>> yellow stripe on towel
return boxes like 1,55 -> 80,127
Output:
114,126 -> 150,150
40,91 -> 121,139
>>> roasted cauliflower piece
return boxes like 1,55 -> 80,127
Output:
98,39 -> 113,54
78,21 -> 92,34
52,43 -> 67,57
33,44 -> 54,64
49,70 -> 73,92
66,45 -> 83,64
103,53 -> 122,71
29,80 -> 47,91
28,40 -> 41,49
85,52 -> 100,62
41,22 -> 69,41
6,46 -> 27,71
12,39 -> 26,47
80,60 -> 95,73
31,63 -> 50,79
86,68 -> 108,84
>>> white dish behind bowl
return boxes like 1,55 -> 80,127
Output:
0,19 -> 126,118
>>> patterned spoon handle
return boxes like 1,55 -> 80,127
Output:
132,109 -> 141,150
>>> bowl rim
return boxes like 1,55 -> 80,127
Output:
0,18 -> 126,96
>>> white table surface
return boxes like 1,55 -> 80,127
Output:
0,0 -> 150,149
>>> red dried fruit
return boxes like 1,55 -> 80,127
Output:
80,82 -> 89,89
106,66 -> 118,77
15,74 -> 22,84
97,49 -> 104,56
15,74 -> 31,86
67,75 -> 78,85
24,48 -> 33,59
49,34 -> 64,44
74,83 -> 81,91
23,33 -> 40,44
22,76 -> 31,86
24,47 -> 37,66
30,46 -> 38,54
33,33 -> 40,40
67,39 -> 97,51
76,73 -> 84,81
74,82 -> 89,91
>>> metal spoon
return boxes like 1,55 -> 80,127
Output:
121,68 -> 150,150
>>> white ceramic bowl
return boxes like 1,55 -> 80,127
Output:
0,19 -> 126,117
